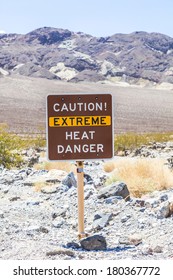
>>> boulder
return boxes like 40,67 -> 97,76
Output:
97,182 -> 130,200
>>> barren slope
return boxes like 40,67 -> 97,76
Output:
0,76 -> 173,134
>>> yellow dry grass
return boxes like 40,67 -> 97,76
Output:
34,161 -> 75,173
34,181 -> 45,192
104,158 -> 173,197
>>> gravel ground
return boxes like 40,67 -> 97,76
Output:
0,150 -> 173,260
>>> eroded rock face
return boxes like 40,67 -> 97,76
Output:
1,27 -> 173,84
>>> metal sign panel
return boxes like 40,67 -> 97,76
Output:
46,94 -> 113,160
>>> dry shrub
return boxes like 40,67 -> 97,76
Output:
34,161 -> 75,173
34,181 -> 45,192
104,158 -> 173,197
103,161 -> 116,173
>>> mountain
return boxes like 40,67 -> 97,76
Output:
1,27 -> 173,85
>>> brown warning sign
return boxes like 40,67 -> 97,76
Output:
46,94 -> 113,160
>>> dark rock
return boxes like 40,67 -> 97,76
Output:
119,234 -> 142,246
46,249 -> 75,257
156,201 -> 170,219
66,241 -> 81,249
51,212 -> 58,219
92,213 -> 113,230
39,226 -> 49,233
152,245 -> 163,253
105,196 -> 122,204
0,211 -> 4,218
145,245 -> 163,254
26,201 -> 40,206
80,235 -> 107,251
62,172 -> 77,188
84,190 -> 94,200
97,182 -> 130,200
84,173 -> 93,185
9,196 -> 20,202
121,214 -> 131,223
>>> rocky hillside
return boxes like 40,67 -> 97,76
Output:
1,27 -> 173,85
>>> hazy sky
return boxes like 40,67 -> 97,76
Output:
0,0 -> 173,37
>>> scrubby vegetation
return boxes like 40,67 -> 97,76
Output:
1,125 -> 173,199
105,132 -> 173,197
0,126 -> 23,168
104,158 -> 173,197
114,132 -> 173,153
34,160 -> 75,173
0,125 -> 45,168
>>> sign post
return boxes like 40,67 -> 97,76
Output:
47,94 -> 113,239
76,161 -> 88,239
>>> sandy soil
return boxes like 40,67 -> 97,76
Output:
0,76 -> 173,134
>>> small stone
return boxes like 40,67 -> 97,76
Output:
9,196 -> 20,202
26,201 -> 40,206
52,212 -> 58,219
152,245 -> 163,253
121,214 -> 131,223
39,226 -> 49,233
159,194 -> 168,202
66,242 -> 80,249
119,234 -> 142,246
156,201 -> 170,219
41,185 -> 59,194
25,225 -> 41,235
134,199 -> 145,207
80,235 -> 107,251
46,249 -> 75,257
92,213 -> 112,230
145,198 -> 160,208
84,174 -> 93,185
105,196 -> 121,204
0,211 -> 4,218
85,190 -> 93,200
58,208 -> 67,218
52,218 -> 65,228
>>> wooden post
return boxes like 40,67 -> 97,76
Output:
76,161 -> 88,239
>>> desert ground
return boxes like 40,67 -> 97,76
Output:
0,76 -> 173,134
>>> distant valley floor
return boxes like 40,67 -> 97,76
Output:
0,76 -> 173,134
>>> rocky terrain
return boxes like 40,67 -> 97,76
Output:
1,27 -> 173,85
0,143 -> 173,260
